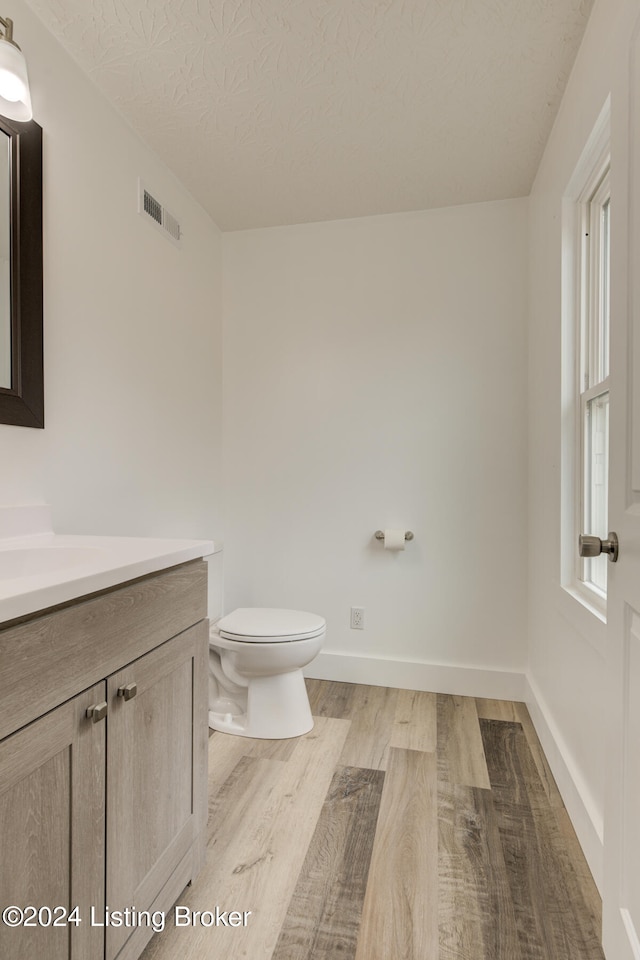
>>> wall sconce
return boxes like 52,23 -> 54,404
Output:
0,17 -> 32,121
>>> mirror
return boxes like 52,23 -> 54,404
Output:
0,116 -> 43,427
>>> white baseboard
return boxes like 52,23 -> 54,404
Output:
525,673 -> 604,894
618,909 -> 640,960
305,650 -> 526,701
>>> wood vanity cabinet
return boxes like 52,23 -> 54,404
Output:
0,560 -> 209,960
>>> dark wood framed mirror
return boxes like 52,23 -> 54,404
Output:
0,116 -> 43,428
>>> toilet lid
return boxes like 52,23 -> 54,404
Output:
217,607 -> 326,643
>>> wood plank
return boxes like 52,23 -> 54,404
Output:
480,719 -> 605,960
475,697 -> 520,722
339,684 -> 398,770
554,804 -> 602,934
514,702 -> 564,809
438,780 -> 520,960
206,729 -> 298,833
480,719 -> 558,959
242,734 -> 299,762
207,731 -> 253,809
389,688 -> 436,752
140,716 -> 350,960
207,754 -> 289,866
354,748 -> 438,960
437,695 -> 490,788
306,678 -> 357,719
272,765 -> 385,960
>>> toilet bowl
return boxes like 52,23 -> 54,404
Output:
208,607 -> 325,739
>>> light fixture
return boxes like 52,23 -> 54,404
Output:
0,16 -> 32,122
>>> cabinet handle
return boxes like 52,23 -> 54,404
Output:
86,701 -> 108,723
117,682 -> 137,702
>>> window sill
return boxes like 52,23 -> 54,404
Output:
564,583 -> 606,621
559,583 -> 607,659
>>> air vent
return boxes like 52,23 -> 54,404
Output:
143,189 -> 162,225
163,209 -> 181,243
138,180 -> 182,247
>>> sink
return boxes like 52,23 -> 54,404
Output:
0,546 -> 103,580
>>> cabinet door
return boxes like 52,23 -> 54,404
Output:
0,682 -> 106,960
106,621 -> 208,960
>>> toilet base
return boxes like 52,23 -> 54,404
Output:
208,668 -> 314,739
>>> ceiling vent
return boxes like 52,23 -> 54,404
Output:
138,180 -> 182,248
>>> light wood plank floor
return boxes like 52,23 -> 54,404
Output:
140,680 -> 604,960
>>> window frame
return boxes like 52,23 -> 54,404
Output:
561,101 -> 611,623
576,165 -> 611,603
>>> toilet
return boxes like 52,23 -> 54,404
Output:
208,607 -> 325,739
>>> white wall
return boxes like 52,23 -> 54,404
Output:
0,1 -> 223,609
527,0 -> 637,896
223,199 -> 528,695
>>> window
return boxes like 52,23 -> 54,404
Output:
561,102 -> 611,619
579,166 -> 610,598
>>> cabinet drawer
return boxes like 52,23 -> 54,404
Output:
0,560 -> 207,741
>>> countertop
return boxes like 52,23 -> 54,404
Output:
0,506 -> 217,625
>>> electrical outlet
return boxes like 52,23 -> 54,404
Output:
350,606 -> 364,630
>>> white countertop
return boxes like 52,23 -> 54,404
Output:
0,506 -> 218,625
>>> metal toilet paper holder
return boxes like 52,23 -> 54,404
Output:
374,530 -> 414,542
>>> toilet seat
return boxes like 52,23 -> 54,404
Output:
217,607 -> 326,644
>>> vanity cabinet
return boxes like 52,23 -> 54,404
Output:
0,560 -> 209,960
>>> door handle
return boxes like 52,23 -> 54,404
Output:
579,532 -> 619,562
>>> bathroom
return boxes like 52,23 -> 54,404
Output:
0,0 -> 638,957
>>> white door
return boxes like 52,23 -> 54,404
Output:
603,12 -> 640,958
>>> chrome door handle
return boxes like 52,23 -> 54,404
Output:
579,532 -> 619,562
117,682 -> 137,701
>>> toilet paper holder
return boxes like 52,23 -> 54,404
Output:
375,530 -> 414,541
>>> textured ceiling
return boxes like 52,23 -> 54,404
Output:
24,0 -> 594,230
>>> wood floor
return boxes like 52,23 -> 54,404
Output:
139,680 -> 604,960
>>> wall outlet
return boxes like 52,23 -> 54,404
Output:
350,606 -> 364,630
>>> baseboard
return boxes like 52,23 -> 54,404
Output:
304,650 -> 526,701
525,673 -> 604,894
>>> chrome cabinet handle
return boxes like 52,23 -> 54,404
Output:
86,701 -> 108,723
579,532 -> 619,562
117,682 -> 137,701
